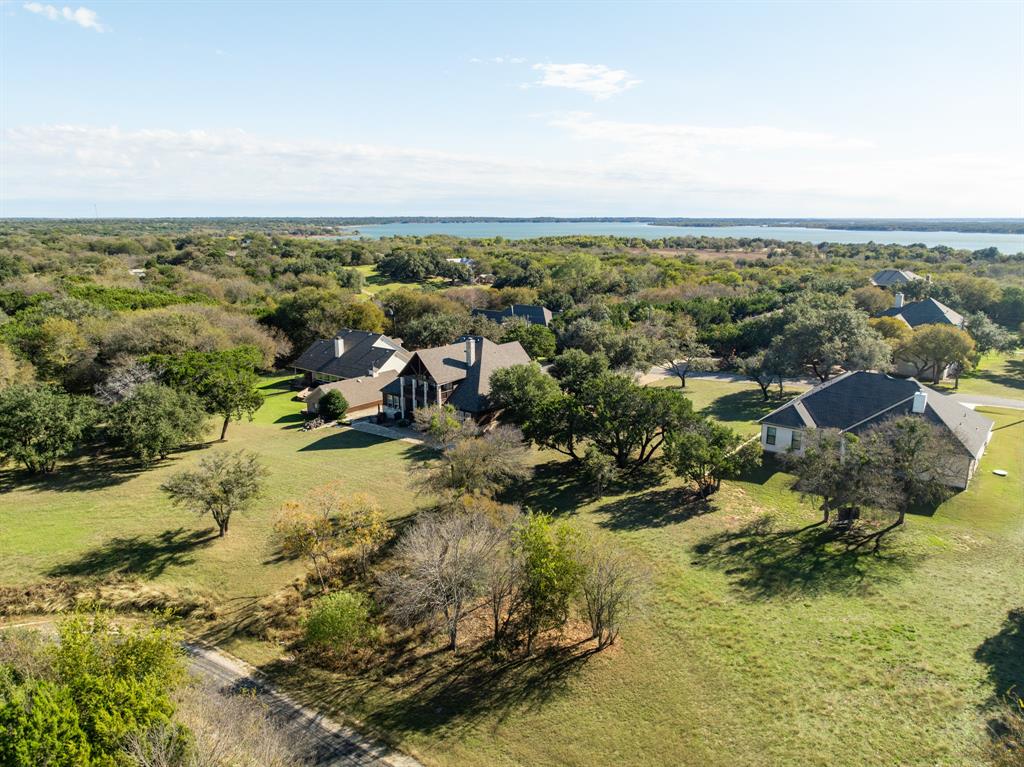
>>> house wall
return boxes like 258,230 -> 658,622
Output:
760,424 -> 803,454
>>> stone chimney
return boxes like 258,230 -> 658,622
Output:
465,337 -> 476,368
333,336 -> 345,357
894,292 -> 905,309
912,390 -> 927,414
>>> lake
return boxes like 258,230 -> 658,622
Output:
345,221 -> 1023,253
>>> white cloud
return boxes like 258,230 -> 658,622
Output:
531,63 -> 641,99
23,2 -> 105,31
3,122 -> 1019,216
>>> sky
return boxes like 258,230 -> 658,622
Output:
1,0 -> 1022,218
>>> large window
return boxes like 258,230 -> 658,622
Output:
765,426 -> 777,446
790,430 -> 802,451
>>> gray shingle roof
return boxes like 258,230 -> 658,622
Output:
870,269 -> 923,287
759,371 -> 993,458
881,298 -> 964,329
471,304 -> 553,327
291,329 -> 409,379
307,370 -> 398,410
381,337 -> 531,413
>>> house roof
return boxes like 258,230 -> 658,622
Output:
381,337 -> 531,413
759,371 -> 993,458
471,304 -> 553,327
870,268 -> 923,287
307,370 -> 398,409
290,329 -> 409,379
880,297 -> 964,329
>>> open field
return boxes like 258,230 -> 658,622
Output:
942,351 -> 1024,401
2,374 -> 1021,767
354,264 -> 444,295
0,376 -> 425,601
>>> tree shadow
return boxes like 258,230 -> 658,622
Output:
298,430 -> 395,451
498,459 -> 587,516
46,527 -> 218,579
263,640 -> 599,738
691,515 -> 920,600
0,453 -> 151,494
965,358 -> 1024,393
597,487 -> 712,531
275,412 -> 306,430
975,608 -> 1024,701
699,388 -> 784,428
260,377 -> 297,392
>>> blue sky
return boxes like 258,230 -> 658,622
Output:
2,1 -> 1021,217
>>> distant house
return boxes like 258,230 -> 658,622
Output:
870,268 -> 923,288
881,294 -> 964,329
758,371 -> 993,489
471,304 -> 553,327
304,370 -> 399,419
381,336 -> 530,421
290,329 -> 410,386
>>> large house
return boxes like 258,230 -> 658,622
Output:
758,371 -> 993,489
870,268 -> 923,288
381,336 -> 530,421
471,304 -> 553,327
881,294 -> 964,329
290,329 -> 410,386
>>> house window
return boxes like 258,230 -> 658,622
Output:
790,430 -> 802,451
765,426 -> 777,446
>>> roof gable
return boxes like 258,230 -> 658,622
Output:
881,298 -> 964,328
291,330 -> 409,379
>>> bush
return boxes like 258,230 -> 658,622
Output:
318,389 -> 349,421
303,590 -> 376,650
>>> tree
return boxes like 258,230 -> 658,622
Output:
274,500 -> 337,591
336,491 -> 392,572
965,312 -> 1017,353
862,416 -> 962,524
154,346 -> 264,440
738,351 -> 784,400
161,450 -> 267,537
107,382 -> 209,461
0,674 -> 91,767
0,384 -> 97,473
664,418 -> 760,498
869,316 -> 913,347
515,513 -> 583,654
411,426 -> 529,504
771,294 -> 892,381
0,343 -> 34,389
642,315 -> 712,388
895,325 -> 975,383
384,510 -> 495,652
500,321 -> 556,359
549,349 -> 609,396
580,373 -> 693,468
318,389 -> 349,422
402,312 -> 469,349
578,536 -> 646,649
581,444 -> 617,497
413,402 -> 475,447
851,285 -> 893,316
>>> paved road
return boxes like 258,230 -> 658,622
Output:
185,644 -> 423,767
948,392 -> 1024,410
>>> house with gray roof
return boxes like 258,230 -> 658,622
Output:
881,294 -> 964,329
304,370 -> 399,420
870,268 -> 923,288
471,304 -> 553,327
290,329 -> 410,386
758,371 -> 993,488
380,336 -> 530,421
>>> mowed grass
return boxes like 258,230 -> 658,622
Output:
354,264 -> 444,295
942,350 -> 1024,401
0,375 -> 425,600
258,405 -> 1023,767
3,372 -> 1021,766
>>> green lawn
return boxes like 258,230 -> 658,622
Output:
354,264 -> 444,295
0,376 -> 425,601
940,350 -> 1024,401
257,404 -> 1024,767
3,374 -> 1021,767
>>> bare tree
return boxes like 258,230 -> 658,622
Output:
579,536 -> 647,649
382,511 -> 495,652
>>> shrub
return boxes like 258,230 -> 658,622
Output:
303,590 -> 376,650
318,390 -> 349,421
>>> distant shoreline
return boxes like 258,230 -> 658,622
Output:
2,216 -> 1022,235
